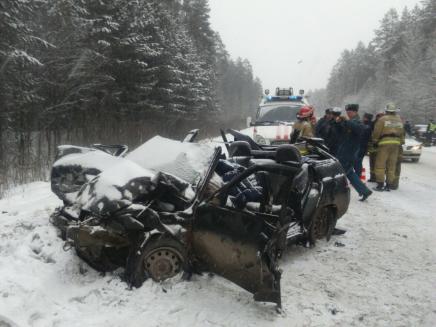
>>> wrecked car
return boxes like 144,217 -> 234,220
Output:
50,131 -> 350,308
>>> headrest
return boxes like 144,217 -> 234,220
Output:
275,144 -> 302,163
228,141 -> 251,157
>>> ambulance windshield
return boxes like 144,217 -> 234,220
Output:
257,104 -> 302,123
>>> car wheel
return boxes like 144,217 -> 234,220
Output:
126,234 -> 187,288
308,207 -> 336,244
411,158 -> 419,163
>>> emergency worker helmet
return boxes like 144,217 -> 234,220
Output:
297,106 -> 314,119
385,102 -> 398,113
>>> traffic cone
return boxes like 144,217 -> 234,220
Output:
360,167 -> 366,183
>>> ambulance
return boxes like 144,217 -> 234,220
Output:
241,87 -> 309,145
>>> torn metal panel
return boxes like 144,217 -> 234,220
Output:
192,204 -> 284,305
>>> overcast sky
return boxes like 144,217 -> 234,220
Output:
209,0 -> 422,92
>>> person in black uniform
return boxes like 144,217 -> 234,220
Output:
315,108 -> 333,140
404,120 -> 413,136
333,104 -> 372,201
354,113 -> 373,178
324,107 -> 342,156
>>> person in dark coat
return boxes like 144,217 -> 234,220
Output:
354,113 -> 373,177
315,108 -> 333,139
404,120 -> 413,136
333,104 -> 372,201
215,160 -> 262,209
324,107 -> 342,155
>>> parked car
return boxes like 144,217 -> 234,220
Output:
402,138 -> 422,162
50,130 -> 350,308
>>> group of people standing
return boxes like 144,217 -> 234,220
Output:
293,103 -> 405,202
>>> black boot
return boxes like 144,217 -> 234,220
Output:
359,190 -> 373,202
384,184 -> 391,192
332,228 -> 346,235
373,183 -> 384,192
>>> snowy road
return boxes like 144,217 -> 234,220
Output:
1,149 -> 435,327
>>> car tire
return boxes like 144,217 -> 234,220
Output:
125,234 -> 187,288
411,158 -> 419,163
308,206 -> 336,245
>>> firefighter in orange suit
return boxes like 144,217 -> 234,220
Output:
372,103 -> 405,191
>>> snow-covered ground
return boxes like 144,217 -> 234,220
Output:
1,150 -> 435,327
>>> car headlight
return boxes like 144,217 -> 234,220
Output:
411,145 -> 422,150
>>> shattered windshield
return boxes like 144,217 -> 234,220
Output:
127,136 -> 216,185
256,104 -> 302,123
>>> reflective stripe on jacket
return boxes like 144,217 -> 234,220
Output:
378,137 -> 402,146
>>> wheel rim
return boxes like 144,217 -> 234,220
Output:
312,208 -> 330,240
144,247 -> 183,281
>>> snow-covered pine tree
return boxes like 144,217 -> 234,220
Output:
0,0 -> 46,185
325,3 -> 435,120
0,0 -> 263,190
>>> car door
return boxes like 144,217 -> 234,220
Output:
188,150 -> 300,307
192,202 -> 283,306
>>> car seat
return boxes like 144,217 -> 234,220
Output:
275,144 -> 302,164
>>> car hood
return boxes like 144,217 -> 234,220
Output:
404,138 -> 421,146
53,148 -> 124,171
75,159 -> 157,216
74,136 -> 216,216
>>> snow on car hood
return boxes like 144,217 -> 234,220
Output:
53,149 -> 123,171
76,159 -> 157,216
126,136 -> 215,185
63,136 -> 215,216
